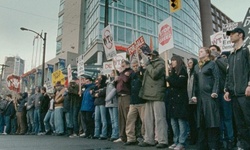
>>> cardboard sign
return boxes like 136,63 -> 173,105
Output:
127,36 -> 145,55
52,70 -> 65,86
102,25 -> 117,60
158,16 -> 174,54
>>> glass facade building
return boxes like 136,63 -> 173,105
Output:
81,0 -> 203,60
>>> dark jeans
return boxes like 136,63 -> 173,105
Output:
4,116 -> 11,134
71,106 -> 80,134
81,111 -> 94,137
0,114 -> 5,133
231,96 -> 250,149
218,93 -> 234,141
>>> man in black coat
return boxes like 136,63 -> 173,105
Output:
224,28 -> 250,150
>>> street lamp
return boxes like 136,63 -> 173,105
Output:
20,27 -> 47,86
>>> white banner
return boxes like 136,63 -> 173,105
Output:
102,25 -> 117,60
222,22 -> 242,51
158,16 -> 174,54
45,80 -> 53,93
76,54 -> 85,77
210,31 -> 223,51
67,64 -> 72,83
102,52 -> 127,74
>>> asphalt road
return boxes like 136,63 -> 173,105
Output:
0,135 -> 198,150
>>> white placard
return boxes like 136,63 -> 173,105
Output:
102,52 -> 127,74
76,54 -> 85,77
102,25 -> 117,60
67,64 -> 72,82
158,16 -> 174,54
210,31 -> 223,50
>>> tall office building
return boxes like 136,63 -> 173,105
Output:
199,0 -> 233,46
3,56 -> 25,80
56,0 -> 203,65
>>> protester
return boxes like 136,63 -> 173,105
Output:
114,59 -> 133,143
26,88 -> 35,135
40,87 -> 50,134
209,44 -> 234,149
166,55 -> 189,150
187,58 -> 198,145
105,70 -> 119,142
224,28 -> 250,150
33,86 -> 43,135
93,75 -> 107,140
124,59 -> 145,146
192,47 -> 220,150
54,82 -> 65,136
80,76 -> 95,139
67,79 -> 81,138
43,92 -> 55,135
16,92 -> 28,135
3,94 -> 16,135
138,50 -> 168,148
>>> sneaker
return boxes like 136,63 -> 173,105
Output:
79,133 -> 85,137
169,144 -> 177,149
113,138 -> 122,143
174,145 -> 185,150
37,132 -> 45,136
69,134 -> 79,138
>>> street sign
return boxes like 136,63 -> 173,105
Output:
158,16 -> 174,54
102,25 -> 117,60
76,54 -> 85,77
6,74 -> 21,93
52,70 -> 65,86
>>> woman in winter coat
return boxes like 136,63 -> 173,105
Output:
192,47 -> 220,150
166,55 -> 189,150
187,58 -> 198,145
105,70 -> 119,141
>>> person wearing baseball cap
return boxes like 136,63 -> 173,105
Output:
226,27 -> 245,39
224,27 -> 250,149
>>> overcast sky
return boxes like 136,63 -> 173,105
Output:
0,0 -> 249,72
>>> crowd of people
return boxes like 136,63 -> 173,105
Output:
0,27 -> 249,150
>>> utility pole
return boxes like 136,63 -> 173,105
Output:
0,64 -> 9,81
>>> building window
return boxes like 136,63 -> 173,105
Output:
58,15 -> 63,26
118,10 -> 125,25
57,27 -> 63,36
126,29 -> 132,44
118,27 -> 125,42
56,40 -> 62,52
59,2 -> 64,12
126,0 -> 134,11
140,2 -> 146,16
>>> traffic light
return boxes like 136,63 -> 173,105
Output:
170,0 -> 181,13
